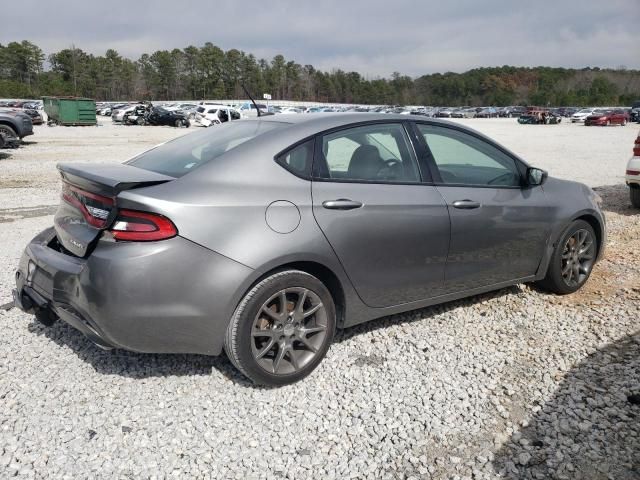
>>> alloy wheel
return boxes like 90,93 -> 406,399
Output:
250,287 -> 328,375
561,229 -> 595,287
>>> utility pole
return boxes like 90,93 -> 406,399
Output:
71,43 -> 77,96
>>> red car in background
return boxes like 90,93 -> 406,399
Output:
584,109 -> 629,126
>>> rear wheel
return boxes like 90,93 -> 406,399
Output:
174,119 -> 185,128
536,220 -> 597,294
631,186 -> 640,208
224,270 -> 336,385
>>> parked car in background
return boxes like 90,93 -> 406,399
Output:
112,105 -> 139,123
584,109 -> 629,126
435,108 -> 456,118
499,106 -> 527,118
13,113 -> 606,385
571,108 -> 597,123
630,101 -> 640,123
23,109 -> 43,125
0,108 -> 34,139
518,108 -> 562,125
146,106 -> 191,127
626,130 -> 640,208
122,104 -> 152,125
279,107 -> 303,114
165,103 -> 198,113
194,105 -> 242,126
99,103 -> 127,116
237,102 -> 269,117
475,107 -> 498,118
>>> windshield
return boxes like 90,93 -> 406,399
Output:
127,121 -> 284,177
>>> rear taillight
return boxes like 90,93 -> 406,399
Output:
627,170 -> 640,176
61,183 -> 114,228
109,209 -> 177,241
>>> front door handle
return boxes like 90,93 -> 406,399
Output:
322,199 -> 363,210
452,199 -> 481,209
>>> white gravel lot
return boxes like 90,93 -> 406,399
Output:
0,117 -> 639,479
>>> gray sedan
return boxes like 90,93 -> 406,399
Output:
13,114 -> 606,385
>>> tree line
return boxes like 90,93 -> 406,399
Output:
1,40 -> 638,106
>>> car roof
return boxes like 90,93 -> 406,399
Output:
257,112 -> 461,129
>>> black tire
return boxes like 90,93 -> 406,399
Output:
536,220 -> 597,295
0,124 -> 18,139
631,186 -> 640,208
224,270 -> 336,386
174,119 -> 184,128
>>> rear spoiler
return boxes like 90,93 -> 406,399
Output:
57,163 -> 175,197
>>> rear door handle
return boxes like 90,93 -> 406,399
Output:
322,199 -> 363,210
452,199 -> 481,209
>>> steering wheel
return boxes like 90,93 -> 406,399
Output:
488,172 -> 515,185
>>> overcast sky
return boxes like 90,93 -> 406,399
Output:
2,0 -> 639,77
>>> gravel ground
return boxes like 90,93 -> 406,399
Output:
0,118 -> 639,479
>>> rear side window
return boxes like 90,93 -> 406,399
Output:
316,123 -> 420,183
127,121 -> 284,177
276,140 -> 314,178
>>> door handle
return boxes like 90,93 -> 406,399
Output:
452,199 -> 481,209
322,199 -> 363,210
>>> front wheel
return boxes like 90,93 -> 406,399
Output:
224,270 -> 336,385
536,220 -> 597,294
0,124 -> 18,139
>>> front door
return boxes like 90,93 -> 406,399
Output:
311,122 -> 451,308
414,123 -> 553,292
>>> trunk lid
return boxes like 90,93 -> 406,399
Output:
54,163 -> 174,257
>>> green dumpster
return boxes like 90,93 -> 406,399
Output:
42,96 -> 97,126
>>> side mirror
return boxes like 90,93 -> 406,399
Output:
527,167 -> 548,186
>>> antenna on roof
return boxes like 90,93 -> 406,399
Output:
241,84 -> 274,117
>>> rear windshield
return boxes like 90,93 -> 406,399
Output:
127,121 -> 283,177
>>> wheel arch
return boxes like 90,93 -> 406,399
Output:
574,213 -> 605,260
0,120 -> 19,134
236,260 -> 347,328
536,210 -> 605,279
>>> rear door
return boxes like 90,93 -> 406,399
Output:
311,122 -> 451,308
413,123 -> 552,292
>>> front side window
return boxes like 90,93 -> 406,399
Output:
317,123 -> 420,183
416,124 -> 521,187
